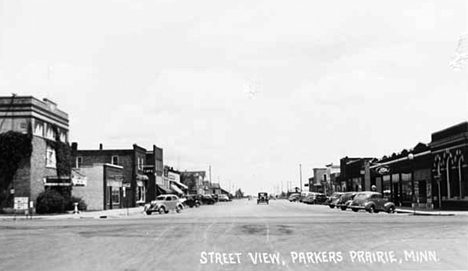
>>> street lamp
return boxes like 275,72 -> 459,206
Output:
408,153 -> 415,215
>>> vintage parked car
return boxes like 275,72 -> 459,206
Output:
218,194 -> 230,202
257,192 -> 269,204
326,192 -> 345,208
144,194 -> 184,215
349,191 -> 396,213
302,192 -> 328,204
183,195 -> 201,208
335,192 -> 357,211
200,194 -> 216,205
288,193 -> 301,202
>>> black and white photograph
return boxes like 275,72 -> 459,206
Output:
0,1 -> 467,270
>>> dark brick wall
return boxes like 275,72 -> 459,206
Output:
72,145 -> 149,207
30,136 -> 57,203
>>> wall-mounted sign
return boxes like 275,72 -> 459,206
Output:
14,197 -> 29,210
72,177 -> 88,186
375,166 -> 391,175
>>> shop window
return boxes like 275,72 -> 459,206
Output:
46,144 -> 56,168
137,186 -> 146,203
112,189 -> 120,204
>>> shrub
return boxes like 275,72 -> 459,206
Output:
36,189 -> 66,214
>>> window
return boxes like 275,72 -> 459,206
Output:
76,157 -> 83,168
111,189 -> 120,204
111,156 -> 119,165
138,157 -> 144,170
34,122 -> 44,136
46,144 -> 56,168
137,186 -> 146,203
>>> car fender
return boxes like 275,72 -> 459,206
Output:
364,202 -> 375,210
384,202 -> 395,210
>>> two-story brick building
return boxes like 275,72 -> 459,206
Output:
0,95 -> 70,212
71,143 -> 148,207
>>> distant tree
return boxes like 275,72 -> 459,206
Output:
181,174 -> 197,193
235,188 -> 244,198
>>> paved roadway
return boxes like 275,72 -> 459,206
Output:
0,199 -> 467,271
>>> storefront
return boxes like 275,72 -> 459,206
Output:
430,122 -> 468,210
371,145 -> 433,208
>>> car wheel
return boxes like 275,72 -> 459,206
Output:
158,207 -> 165,214
146,211 -> 152,215
176,206 -> 182,213
329,205 -> 334,209
352,208 -> 358,212
340,206 -> 347,211
368,205 -> 375,213
196,202 -> 200,208
387,206 -> 395,214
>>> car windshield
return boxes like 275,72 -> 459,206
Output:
354,193 -> 370,200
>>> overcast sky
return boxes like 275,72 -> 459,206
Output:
1,1 -> 467,195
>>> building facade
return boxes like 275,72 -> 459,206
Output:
144,145 -> 166,201
0,96 -> 69,211
72,163 -> 124,211
430,122 -> 468,210
370,144 -> 432,208
340,157 -> 375,193
71,143 -> 148,207
309,168 -> 326,193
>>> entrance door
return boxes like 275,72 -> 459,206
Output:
393,183 -> 400,206
418,180 -> 427,204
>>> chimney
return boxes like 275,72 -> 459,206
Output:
71,142 -> 78,152
99,143 -> 103,150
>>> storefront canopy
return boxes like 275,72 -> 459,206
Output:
170,184 -> 184,195
171,180 -> 188,190
156,185 -> 172,195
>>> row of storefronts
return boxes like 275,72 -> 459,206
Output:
311,121 -> 468,210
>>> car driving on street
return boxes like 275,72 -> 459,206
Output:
257,192 -> 269,204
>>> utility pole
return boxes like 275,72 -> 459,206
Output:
209,165 -> 212,186
299,164 -> 303,192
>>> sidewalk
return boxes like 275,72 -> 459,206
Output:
395,206 -> 468,216
0,207 -> 145,221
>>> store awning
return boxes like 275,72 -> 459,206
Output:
171,180 -> 188,190
156,185 -> 172,195
170,184 -> 184,195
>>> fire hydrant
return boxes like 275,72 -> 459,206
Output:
73,202 -> 79,214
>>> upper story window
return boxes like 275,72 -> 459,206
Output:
34,122 -> 44,137
111,155 -> 119,165
46,144 -> 56,168
45,125 -> 56,140
76,157 -> 83,168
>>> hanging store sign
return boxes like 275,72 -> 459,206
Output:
375,165 -> 391,175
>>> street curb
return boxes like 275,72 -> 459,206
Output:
395,209 -> 457,216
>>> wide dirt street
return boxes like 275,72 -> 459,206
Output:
0,199 -> 467,271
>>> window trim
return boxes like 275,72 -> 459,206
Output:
76,156 -> 83,168
111,155 -> 119,165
